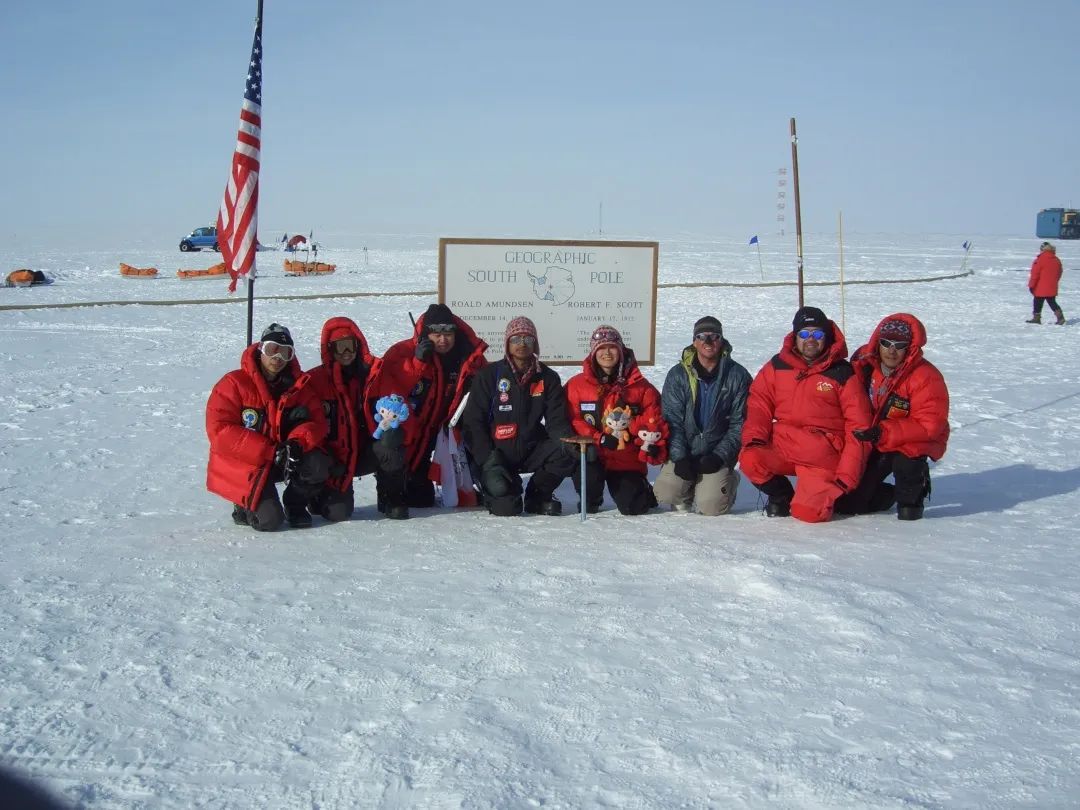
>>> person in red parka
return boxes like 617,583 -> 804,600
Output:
565,325 -> 667,514
837,314 -> 950,521
1026,241 -> 1066,325
368,304 -> 488,513
206,323 -> 331,531
306,317 -> 411,520
739,306 -> 873,523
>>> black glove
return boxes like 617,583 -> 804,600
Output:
644,444 -> 660,459
853,425 -> 882,444
275,440 -> 303,478
281,405 -> 310,435
698,455 -> 723,475
481,450 -> 516,497
414,336 -> 434,362
673,457 -> 697,481
598,434 -> 620,451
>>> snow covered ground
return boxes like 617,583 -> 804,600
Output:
1,232 -> 1077,808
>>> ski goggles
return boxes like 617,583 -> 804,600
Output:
694,332 -> 721,344
508,334 -> 536,347
331,337 -> 357,355
878,338 -> 910,350
797,329 -> 826,341
426,323 -> 456,334
260,340 -> 294,361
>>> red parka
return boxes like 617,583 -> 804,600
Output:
1028,250 -> 1063,298
851,313 -> 950,461
369,312 -> 488,472
305,317 -> 381,493
565,349 -> 669,473
206,344 -> 329,509
741,323 -> 872,490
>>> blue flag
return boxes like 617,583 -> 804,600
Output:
749,235 -> 759,245
962,240 -> 971,250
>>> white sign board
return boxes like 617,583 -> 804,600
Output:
439,238 -> 659,365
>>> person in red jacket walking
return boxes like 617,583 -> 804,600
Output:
739,307 -> 873,523
306,317 -> 411,520
1027,241 -> 1066,324
565,325 -> 667,514
369,304 -> 488,514
205,324 -> 331,531
838,314 -> 950,520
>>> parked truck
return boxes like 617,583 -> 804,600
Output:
1036,208 -> 1080,239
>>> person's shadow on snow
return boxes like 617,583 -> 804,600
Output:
928,464 -> 1080,517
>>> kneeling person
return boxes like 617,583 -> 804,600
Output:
206,324 -> 331,530
460,316 -> 576,516
655,316 -> 751,515
566,325 -> 667,514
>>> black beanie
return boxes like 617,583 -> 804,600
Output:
260,322 -> 294,346
792,306 -> 829,333
422,303 -> 455,330
693,315 -> 723,337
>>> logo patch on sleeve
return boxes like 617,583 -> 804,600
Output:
241,408 -> 261,429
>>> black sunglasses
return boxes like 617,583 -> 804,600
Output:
694,332 -> 720,343
427,324 -> 456,335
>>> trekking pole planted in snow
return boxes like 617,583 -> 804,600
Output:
561,436 -> 594,522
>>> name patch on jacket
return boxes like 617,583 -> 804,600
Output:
494,424 -> 518,440
884,394 -> 911,419
530,380 -> 545,397
241,408 -> 263,430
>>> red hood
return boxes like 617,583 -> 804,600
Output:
777,320 -> 849,372
852,312 -> 927,374
319,316 -> 376,368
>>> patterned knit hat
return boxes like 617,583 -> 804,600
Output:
505,316 -> 539,355
879,318 -> 913,342
588,324 -> 624,361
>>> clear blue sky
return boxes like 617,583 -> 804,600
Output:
3,0 -> 1077,242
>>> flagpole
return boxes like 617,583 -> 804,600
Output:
790,117 -> 805,307
756,242 -> 764,281
838,210 -> 846,334
246,275 -> 255,344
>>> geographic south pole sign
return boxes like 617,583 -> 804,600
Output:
439,238 -> 659,365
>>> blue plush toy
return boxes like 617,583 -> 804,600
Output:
372,394 -> 410,439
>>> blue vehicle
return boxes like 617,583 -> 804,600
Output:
179,226 -> 219,252
1036,208 -> 1080,240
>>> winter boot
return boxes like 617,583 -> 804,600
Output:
282,486 -> 313,528
231,504 -> 250,526
385,503 -> 410,520
897,503 -> 924,521
765,497 -> 791,518
1026,313 -> 1041,324
524,492 -> 562,516
1053,307 -> 1066,325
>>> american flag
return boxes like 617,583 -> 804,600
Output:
218,5 -> 263,293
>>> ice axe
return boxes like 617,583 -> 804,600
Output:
561,435 -> 595,522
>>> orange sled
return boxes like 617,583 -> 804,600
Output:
119,263 -> 159,278
177,262 -> 229,279
283,259 -> 336,275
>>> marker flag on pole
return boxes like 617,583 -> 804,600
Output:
962,240 -> 970,250
749,235 -> 759,245
217,5 -> 263,294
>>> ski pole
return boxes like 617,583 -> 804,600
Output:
561,436 -> 593,521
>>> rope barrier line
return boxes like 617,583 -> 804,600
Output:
0,269 -> 974,313
657,269 -> 974,290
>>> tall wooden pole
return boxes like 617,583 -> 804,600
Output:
790,117 -> 805,307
